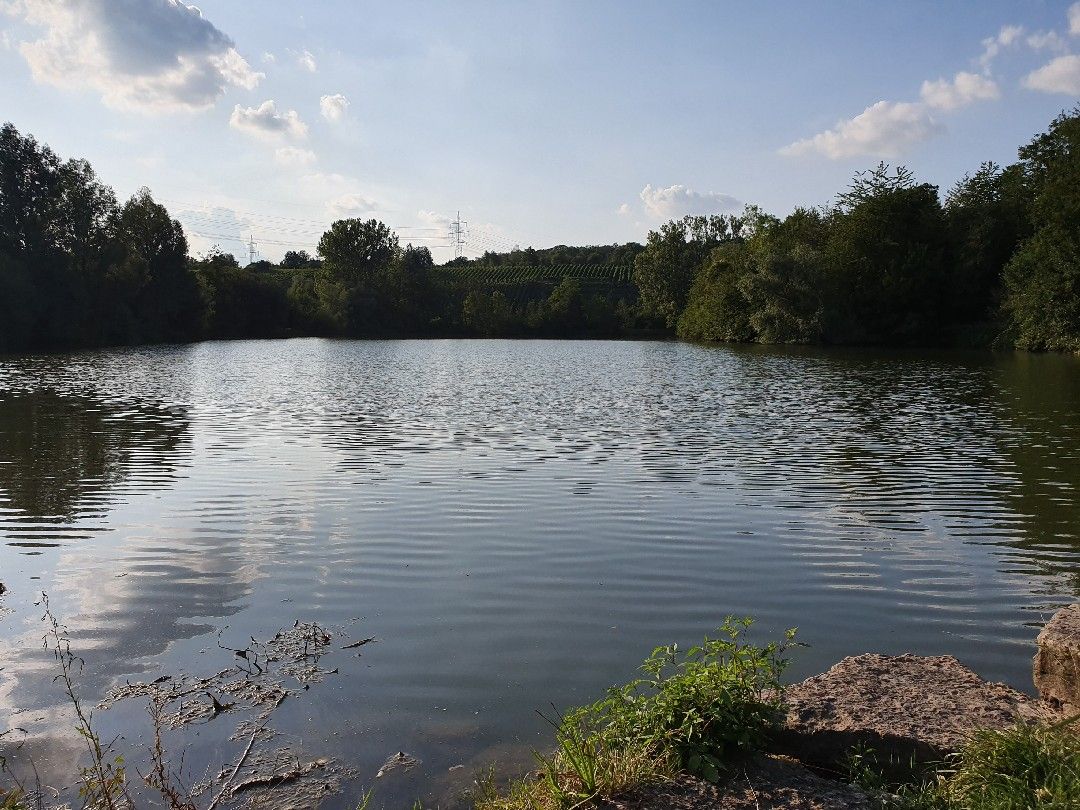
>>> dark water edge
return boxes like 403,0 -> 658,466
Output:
1,338 -> 1079,807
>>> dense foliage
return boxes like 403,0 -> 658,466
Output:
478,619 -> 796,810
0,124 -> 201,351
3,108 -> 1080,353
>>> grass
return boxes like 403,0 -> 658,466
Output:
844,719 -> 1080,810
476,618 -> 798,810
912,720 -> 1080,809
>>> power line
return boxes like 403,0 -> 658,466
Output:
448,210 -> 468,259
166,197 -> 466,234
174,200 -> 526,261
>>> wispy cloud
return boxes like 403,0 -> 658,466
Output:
1023,3 -> 1080,95
319,93 -> 349,122
229,100 -> 308,141
781,101 -> 943,160
979,24 -> 1024,70
327,192 -> 379,219
784,41 -> 1003,160
291,48 -> 317,73
920,71 -> 999,111
274,146 -> 317,167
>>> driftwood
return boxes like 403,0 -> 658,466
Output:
229,758 -> 330,795
342,637 -> 377,650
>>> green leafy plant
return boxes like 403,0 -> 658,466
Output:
478,618 -> 797,809
573,617 -> 797,783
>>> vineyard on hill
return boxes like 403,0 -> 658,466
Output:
437,262 -> 635,284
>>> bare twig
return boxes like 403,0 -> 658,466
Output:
205,724 -> 260,810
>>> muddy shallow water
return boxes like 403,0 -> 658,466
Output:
1,338 -> 1079,806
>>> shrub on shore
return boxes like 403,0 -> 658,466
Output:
477,618 -> 798,810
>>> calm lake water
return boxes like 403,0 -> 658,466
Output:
1,338 -> 1079,806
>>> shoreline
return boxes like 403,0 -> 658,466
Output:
475,607 -> 1080,810
2,605 -> 1079,808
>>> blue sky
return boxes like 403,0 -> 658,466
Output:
2,1 -> 1080,262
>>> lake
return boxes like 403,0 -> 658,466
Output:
1,338 -> 1079,806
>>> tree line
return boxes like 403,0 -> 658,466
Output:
2,108 -> 1079,353
652,108 -> 1080,352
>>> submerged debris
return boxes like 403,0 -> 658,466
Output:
99,619 -> 365,808
196,747 -> 351,810
230,754 -> 330,795
102,621 -> 342,725
342,636 -> 377,650
376,751 -> 421,778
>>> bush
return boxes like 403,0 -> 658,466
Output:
478,618 -> 797,809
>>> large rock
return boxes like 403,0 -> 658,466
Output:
597,756 -> 872,809
1034,604 -> 1080,711
775,654 -> 1058,771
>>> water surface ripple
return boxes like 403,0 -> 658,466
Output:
1,339 -> 1079,805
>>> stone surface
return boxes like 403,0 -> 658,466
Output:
775,653 -> 1059,770
1034,604 -> 1080,711
598,757 -> 873,809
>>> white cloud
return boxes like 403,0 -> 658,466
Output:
327,192 -> 378,219
319,93 -> 349,122
417,209 -> 451,234
291,48 -> 317,72
2,0 -> 262,111
262,51 -> 276,64
1024,54 -> 1080,94
1027,30 -> 1067,52
781,100 -> 942,160
1070,2 -> 1080,36
229,100 -> 308,141
638,184 -> 741,220
617,203 -> 632,216
274,146 -> 317,167
920,71 -> 999,111
979,24 -> 1024,69
998,24 -> 1024,46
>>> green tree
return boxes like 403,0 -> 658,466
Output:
822,163 -> 949,345
1003,107 -> 1080,351
0,122 -> 64,262
316,218 -> 400,334
194,248 -> 288,339
945,162 -> 1032,325
633,214 -> 744,329
462,289 -> 514,336
740,206 -> 829,344
540,277 -> 585,334
281,249 -> 312,269
677,243 -> 755,342
0,251 -> 36,351
384,244 -> 437,333
113,188 -> 201,343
